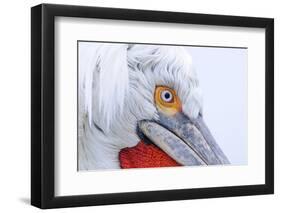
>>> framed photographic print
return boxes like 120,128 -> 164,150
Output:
31,3 -> 274,209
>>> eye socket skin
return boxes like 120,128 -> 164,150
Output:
154,86 -> 182,116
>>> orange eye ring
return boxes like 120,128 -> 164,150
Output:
154,86 -> 182,115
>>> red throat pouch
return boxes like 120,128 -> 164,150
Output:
119,140 -> 181,168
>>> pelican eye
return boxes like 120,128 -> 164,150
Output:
154,86 -> 182,115
161,90 -> 173,102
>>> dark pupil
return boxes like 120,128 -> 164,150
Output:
164,92 -> 170,100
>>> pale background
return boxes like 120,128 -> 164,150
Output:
187,46 -> 248,165
0,0 -> 279,212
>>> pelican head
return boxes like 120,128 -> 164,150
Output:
79,43 -> 229,170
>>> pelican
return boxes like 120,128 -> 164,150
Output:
78,43 -> 230,170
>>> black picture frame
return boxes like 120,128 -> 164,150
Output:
31,3 -> 274,209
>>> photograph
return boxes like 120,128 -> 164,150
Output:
30,3 -> 274,209
78,42 -> 248,171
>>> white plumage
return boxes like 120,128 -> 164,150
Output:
78,43 -> 203,170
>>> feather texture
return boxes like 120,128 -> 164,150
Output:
78,43 -> 203,170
